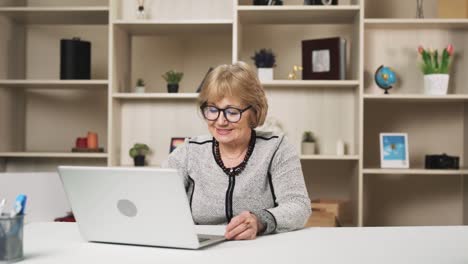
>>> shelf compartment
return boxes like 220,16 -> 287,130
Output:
113,20 -> 233,35
300,155 -> 359,160
237,6 -> 360,24
0,152 -> 108,158
0,80 -> 109,89
113,93 -> 199,99
363,168 -> 468,175
0,7 -> 109,25
365,19 -> 468,30
262,80 -> 359,88
364,94 -> 468,102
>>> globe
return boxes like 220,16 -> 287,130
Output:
374,65 -> 396,94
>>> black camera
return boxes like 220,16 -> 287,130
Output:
253,0 -> 283,5
304,0 -> 338,5
425,153 -> 459,169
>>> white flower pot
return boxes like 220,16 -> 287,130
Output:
424,74 -> 449,95
301,142 -> 315,155
135,86 -> 145,93
258,68 -> 274,82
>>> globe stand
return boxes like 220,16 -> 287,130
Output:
374,65 -> 395,95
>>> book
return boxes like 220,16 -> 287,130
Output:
302,37 -> 347,80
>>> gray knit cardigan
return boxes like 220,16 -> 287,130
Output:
162,130 -> 311,235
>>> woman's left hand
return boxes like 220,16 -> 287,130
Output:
224,211 -> 263,240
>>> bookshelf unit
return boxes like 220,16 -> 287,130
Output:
363,0 -> 468,227
1,0 -> 467,227
0,0 -> 109,171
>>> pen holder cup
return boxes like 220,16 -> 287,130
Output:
0,214 -> 24,262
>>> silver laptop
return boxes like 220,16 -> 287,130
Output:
58,166 -> 226,249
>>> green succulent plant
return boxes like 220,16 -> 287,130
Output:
162,70 -> 184,84
302,131 -> 315,143
129,143 -> 150,158
136,78 -> 145,86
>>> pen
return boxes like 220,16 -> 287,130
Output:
10,194 -> 27,217
0,198 -> 6,216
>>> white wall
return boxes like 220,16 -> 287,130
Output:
0,172 -> 71,223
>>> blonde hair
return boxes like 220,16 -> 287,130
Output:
197,62 -> 268,128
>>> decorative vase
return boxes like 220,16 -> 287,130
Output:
258,68 -> 273,82
301,142 -> 315,155
167,83 -> 179,93
134,155 -> 145,166
135,85 -> 145,93
424,74 -> 449,95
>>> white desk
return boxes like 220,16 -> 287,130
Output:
20,223 -> 468,264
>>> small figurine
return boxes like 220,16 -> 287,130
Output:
288,65 -> 303,80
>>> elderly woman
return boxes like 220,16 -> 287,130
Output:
163,62 -> 311,240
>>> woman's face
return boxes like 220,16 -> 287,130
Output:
204,96 -> 253,146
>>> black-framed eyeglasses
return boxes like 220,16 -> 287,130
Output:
201,104 -> 252,123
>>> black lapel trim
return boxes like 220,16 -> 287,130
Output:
256,135 -> 279,141
267,172 -> 278,207
187,175 -> 195,210
225,175 -> 236,222
189,140 -> 212,145
264,209 -> 278,233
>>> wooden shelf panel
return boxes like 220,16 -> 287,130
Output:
363,168 -> 468,175
113,20 -> 233,35
263,80 -> 359,88
0,152 -> 108,158
0,80 -> 109,89
365,18 -> 468,30
238,6 -> 360,24
0,7 -> 109,25
364,94 -> 468,102
300,155 -> 359,160
113,93 -> 199,99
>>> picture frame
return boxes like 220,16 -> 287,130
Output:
170,137 -> 186,153
380,133 -> 409,168
302,37 -> 346,80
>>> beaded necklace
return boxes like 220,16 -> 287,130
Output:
213,130 -> 256,177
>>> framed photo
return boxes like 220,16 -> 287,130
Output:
380,133 -> 409,168
170,137 -> 186,153
302,37 -> 346,80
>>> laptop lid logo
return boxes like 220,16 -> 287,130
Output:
117,199 -> 138,217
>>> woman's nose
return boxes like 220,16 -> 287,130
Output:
216,111 -> 229,125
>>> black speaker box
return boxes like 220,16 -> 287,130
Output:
60,38 -> 91,79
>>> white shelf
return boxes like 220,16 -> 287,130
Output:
300,155 -> 359,160
363,168 -> 468,175
262,80 -> 359,88
238,6 -> 360,24
0,6 -> 109,25
0,80 -> 109,89
365,18 -> 468,29
113,20 -> 233,35
113,93 -> 199,99
0,152 -> 108,159
364,94 -> 468,102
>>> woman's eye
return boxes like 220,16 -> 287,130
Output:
208,107 -> 218,113
226,109 -> 240,116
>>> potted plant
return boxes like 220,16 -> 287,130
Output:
135,78 -> 145,93
162,70 -> 184,93
129,143 -> 150,166
301,131 -> 316,155
418,44 -> 454,95
251,48 -> 276,82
